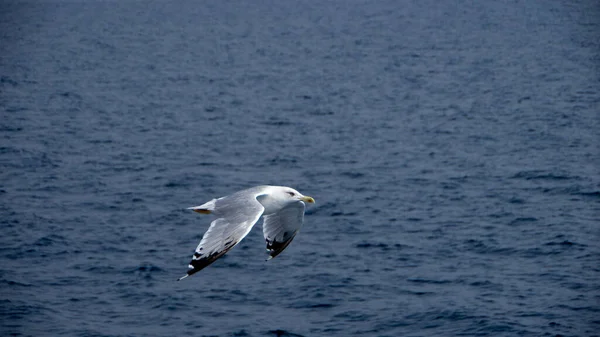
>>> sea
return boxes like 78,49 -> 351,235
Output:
1,1 -> 599,336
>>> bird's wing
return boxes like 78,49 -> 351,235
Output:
179,191 -> 266,280
262,201 -> 306,260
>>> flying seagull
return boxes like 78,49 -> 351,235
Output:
178,185 -> 315,280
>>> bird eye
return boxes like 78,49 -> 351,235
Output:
287,192 -> 295,197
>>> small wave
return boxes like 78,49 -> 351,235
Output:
552,304 -> 600,313
77,265 -> 116,274
340,171 -> 365,179
309,303 -> 335,309
134,264 -> 163,273
329,211 -> 358,217
508,197 -> 525,204
462,239 -> 515,255
45,276 -> 85,287
508,217 -> 538,226
269,156 -> 298,164
355,241 -> 406,251
268,329 -> 305,337
127,264 -> 164,280
333,310 -> 375,321
288,301 -> 337,310
263,119 -> 292,126
407,278 -> 453,285
397,288 -> 436,296
544,240 -> 579,247
356,242 -> 388,249
1,279 -> 33,288
309,109 -> 334,116
575,190 -> 600,198
0,124 -> 23,131
164,181 -> 185,188
511,170 -> 579,181
0,299 -> 52,320
405,309 -> 484,322
33,234 -> 68,247
519,244 -> 578,258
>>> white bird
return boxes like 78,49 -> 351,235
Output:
178,185 -> 315,280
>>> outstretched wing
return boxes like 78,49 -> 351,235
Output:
262,201 -> 306,260
179,191 -> 265,280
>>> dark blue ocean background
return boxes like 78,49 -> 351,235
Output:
1,1 -> 599,336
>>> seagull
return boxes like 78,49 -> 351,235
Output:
178,185 -> 315,280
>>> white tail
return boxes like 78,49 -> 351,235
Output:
187,198 -> 217,214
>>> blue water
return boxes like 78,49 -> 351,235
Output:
1,1 -> 599,336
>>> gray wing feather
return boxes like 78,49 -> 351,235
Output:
180,189 -> 266,279
262,201 -> 305,260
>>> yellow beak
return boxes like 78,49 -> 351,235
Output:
301,196 -> 315,204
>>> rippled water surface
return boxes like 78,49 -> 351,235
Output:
1,1 -> 599,336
